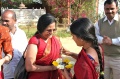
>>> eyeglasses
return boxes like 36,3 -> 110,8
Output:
1,19 -> 9,22
46,29 -> 57,32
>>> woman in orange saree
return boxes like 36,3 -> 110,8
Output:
25,13 -> 64,79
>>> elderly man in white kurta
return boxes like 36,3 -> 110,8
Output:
1,9 -> 28,79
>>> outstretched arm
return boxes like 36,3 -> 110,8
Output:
62,48 -> 78,59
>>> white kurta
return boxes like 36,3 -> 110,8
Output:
3,25 -> 28,79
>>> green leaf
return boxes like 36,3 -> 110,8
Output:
11,0 -> 15,2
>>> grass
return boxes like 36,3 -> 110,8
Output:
55,27 -> 71,38
19,25 -> 71,39
19,26 -> 37,39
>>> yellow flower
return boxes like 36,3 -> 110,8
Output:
52,58 -> 75,69
52,61 -> 59,66
65,64 -> 73,69
63,58 -> 70,63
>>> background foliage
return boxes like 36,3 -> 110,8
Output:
43,0 -> 98,22
1,0 -> 120,22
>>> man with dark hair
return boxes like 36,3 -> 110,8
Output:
1,9 -> 28,79
95,0 -> 120,79
0,25 -> 13,79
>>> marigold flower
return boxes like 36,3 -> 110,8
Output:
63,58 -> 70,63
65,64 -> 73,69
52,58 -> 75,69
52,61 -> 59,66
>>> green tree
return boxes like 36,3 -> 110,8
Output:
43,0 -> 97,22
1,0 -> 33,9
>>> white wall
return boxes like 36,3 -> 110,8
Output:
1,8 -> 46,26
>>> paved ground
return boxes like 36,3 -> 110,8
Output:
60,37 -> 81,53
60,37 -> 82,75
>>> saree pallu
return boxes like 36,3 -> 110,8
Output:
73,48 -> 99,79
28,35 -> 64,79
